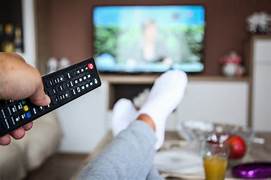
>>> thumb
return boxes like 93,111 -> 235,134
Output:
30,84 -> 51,106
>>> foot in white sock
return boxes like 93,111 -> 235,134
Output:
112,98 -> 137,136
139,70 -> 187,149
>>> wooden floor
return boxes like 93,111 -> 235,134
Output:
24,153 -> 89,180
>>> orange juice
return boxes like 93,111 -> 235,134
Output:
203,155 -> 228,180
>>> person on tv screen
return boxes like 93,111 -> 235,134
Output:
117,19 -> 192,68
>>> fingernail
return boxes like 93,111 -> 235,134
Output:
45,94 -> 51,105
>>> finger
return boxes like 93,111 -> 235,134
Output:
0,135 -> 11,145
10,128 -> 25,140
23,122 -> 33,131
30,83 -> 51,106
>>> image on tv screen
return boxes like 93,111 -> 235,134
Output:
93,5 -> 205,73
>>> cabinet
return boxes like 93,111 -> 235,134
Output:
0,0 -> 36,66
252,37 -> 271,131
103,75 -> 250,130
174,80 -> 248,129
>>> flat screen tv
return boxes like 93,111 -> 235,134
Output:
92,5 -> 205,73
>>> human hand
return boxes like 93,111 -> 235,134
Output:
0,53 -> 51,145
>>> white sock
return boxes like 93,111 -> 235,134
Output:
139,70 -> 187,149
112,98 -> 137,136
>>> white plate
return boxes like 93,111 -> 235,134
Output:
154,149 -> 204,176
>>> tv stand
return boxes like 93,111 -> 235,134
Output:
101,74 -> 249,84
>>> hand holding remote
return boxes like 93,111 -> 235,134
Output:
0,53 -> 50,145
0,55 -> 101,144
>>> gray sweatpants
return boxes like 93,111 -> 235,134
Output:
78,121 -> 163,180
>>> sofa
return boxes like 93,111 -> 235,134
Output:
0,112 -> 62,180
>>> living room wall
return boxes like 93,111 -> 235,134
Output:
37,0 -> 271,75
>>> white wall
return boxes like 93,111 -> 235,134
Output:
56,82 -> 109,153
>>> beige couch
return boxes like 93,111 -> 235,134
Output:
0,112 -> 62,180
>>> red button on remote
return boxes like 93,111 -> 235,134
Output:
87,63 -> 93,70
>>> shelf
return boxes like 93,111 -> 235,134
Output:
101,74 -> 250,84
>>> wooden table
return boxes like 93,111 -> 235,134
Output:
81,131 -> 271,180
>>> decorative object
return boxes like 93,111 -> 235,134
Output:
220,51 -> 244,77
59,57 -> 70,69
47,57 -> 58,73
247,12 -> 271,34
47,57 -> 71,73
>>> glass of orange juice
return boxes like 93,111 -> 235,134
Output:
203,140 -> 229,180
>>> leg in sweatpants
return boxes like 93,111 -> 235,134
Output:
79,121 -> 157,180
146,166 -> 164,180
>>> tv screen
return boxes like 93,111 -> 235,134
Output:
93,5 -> 205,73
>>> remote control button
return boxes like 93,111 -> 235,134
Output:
77,87 -> 81,93
25,112 -> 32,119
67,73 -> 71,79
17,104 -> 23,110
1,109 -> 6,118
94,79 -> 98,84
65,93 -> 69,98
15,116 -> 20,122
4,119 -> 10,129
87,63 -> 94,70
57,85 -> 64,92
21,114 -> 26,120
72,89 -> 76,95
11,117 -> 15,125
12,105 -> 18,113
46,80 -> 53,87
32,107 -> 37,115
69,81 -> 74,87
23,105 -> 29,112
7,107 -> 12,116
0,110 -> 4,120
60,76 -> 64,81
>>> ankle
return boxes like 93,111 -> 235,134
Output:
137,114 -> 156,131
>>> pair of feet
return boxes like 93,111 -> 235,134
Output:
111,70 -> 188,149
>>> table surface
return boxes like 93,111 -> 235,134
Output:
83,131 -> 271,180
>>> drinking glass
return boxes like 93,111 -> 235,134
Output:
203,141 -> 229,180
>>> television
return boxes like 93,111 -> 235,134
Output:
92,5 -> 205,73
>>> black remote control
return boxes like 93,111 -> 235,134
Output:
0,58 -> 101,136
